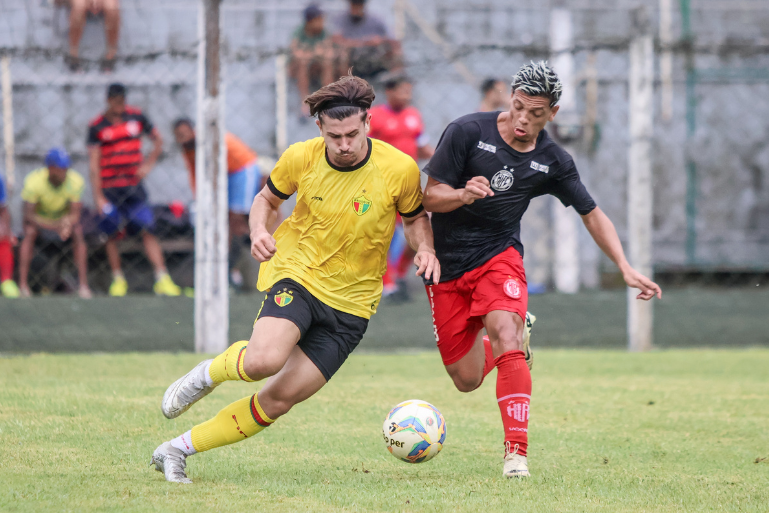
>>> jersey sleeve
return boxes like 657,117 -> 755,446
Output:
423,122 -> 471,188
397,159 -> 424,217
547,160 -> 597,215
267,142 -> 304,200
67,172 -> 85,202
87,125 -> 100,146
20,173 -> 39,204
139,112 -> 154,135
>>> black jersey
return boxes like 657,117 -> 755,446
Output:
424,111 -> 596,283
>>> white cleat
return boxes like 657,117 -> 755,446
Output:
151,442 -> 192,484
161,360 -> 218,419
503,443 -> 531,478
523,312 -> 536,370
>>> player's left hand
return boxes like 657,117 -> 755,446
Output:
623,267 -> 662,300
414,249 -> 441,284
136,162 -> 152,180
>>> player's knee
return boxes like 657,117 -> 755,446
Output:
448,370 -> 482,393
486,322 -> 523,352
258,391 -> 294,419
242,356 -> 283,381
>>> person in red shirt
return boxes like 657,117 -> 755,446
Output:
369,75 -> 433,301
88,83 -> 181,296
173,118 -> 266,288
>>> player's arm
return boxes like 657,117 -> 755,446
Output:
423,176 -> 494,213
138,128 -> 163,180
88,145 -> 109,211
249,186 -> 284,262
581,206 -> 661,301
0,204 -> 12,241
402,210 -> 440,284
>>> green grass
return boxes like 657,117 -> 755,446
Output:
1,350 -> 768,512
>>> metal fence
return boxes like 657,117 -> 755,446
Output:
1,0 -> 768,300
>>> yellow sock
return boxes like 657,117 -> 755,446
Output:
190,394 -> 275,453
208,340 -> 255,383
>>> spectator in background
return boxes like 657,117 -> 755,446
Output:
88,83 -> 181,297
290,4 -> 335,117
17,148 -> 91,299
368,74 -> 433,302
0,174 -> 20,298
333,0 -> 403,81
479,78 -> 510,112
58,0 -> 121,73
173,118 -> 264,290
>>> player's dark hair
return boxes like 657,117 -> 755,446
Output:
173,117 -> 194,131
481,78 -> 501,95
384,74 -> 410,90
511,61 -> 562,107
107,83 -> 126,99
305,73 -> 375,124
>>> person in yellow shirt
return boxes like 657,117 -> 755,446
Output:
18,148 -> 91,298
151,74 -> 440,483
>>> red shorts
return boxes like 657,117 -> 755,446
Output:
425,247 -> 528,366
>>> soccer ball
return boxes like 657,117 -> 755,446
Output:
382,399 -> 446,463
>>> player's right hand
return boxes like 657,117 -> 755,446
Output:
251,229 -> 277,262
459,176 -> 494,205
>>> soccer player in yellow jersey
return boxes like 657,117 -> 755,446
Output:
151,75 -> 440,484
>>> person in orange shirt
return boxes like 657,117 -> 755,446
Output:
173,118 -> 264,287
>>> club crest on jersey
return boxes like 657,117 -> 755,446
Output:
274,290 -> 293,307
491,169 -> 514,191
504,278 -> 522,299
352,195 -> 372,216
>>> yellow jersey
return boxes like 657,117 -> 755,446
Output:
20,167 -> 85,220
258,137 -> 423,319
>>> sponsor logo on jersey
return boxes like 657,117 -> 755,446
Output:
530,161 -> 549,173
352,194 -> 372,216
491,169 -> 514,191
477,141 -> 497,153
503,278 -> 522,299
274,290 -> 293,307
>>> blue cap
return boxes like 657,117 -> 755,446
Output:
45,147 -> 71,169
304,4 -> 323,21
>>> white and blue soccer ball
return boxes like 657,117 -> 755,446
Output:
382,399 -> 446,463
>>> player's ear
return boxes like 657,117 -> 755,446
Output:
548,105 -> 560,122
365,112 -> 372,133
315,117 -> 322,134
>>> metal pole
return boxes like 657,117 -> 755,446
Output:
275,53 -> 288,155
195,0 -> 229,354
659,0 -> 674,122
1,54 -> 15,195
627,6 -> 654,352
550,7 -> 580,294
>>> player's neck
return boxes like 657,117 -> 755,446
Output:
496,112 -> 537,153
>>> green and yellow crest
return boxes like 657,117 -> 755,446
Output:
352,195 -> 372,216
274,290 -> 293,307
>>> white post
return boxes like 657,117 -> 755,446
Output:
550,7 -> 580,294
627,6 -> 654,352
1,54 -> 15,194
659,0 -> 674,122
275,53 -> 288,155
195,0 -> 229,354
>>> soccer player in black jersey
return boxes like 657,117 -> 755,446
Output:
422,61 -> 661,478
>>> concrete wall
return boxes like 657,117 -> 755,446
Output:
2,0 -> 768,278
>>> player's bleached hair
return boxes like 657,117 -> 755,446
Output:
511,61 -> 562,107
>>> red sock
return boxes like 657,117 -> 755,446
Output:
0,239 -> 13,282
495,350 -> 531,456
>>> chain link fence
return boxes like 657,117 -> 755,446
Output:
1,0 -> 768,302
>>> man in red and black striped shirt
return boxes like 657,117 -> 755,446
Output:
88,83 -> 180,296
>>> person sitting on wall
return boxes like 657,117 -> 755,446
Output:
57,0 -> 121,73
18,148 -> 92,298
290,4 -> 336,117
332,0 -> 403,81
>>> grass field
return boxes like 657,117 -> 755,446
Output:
2,350 -> 768,512
2,287 -> 769,351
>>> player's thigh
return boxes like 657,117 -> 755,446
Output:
244,316 -> 301,378
483,310 -> 525,355
426,282 -> 482,368
257,345 -> 327,419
